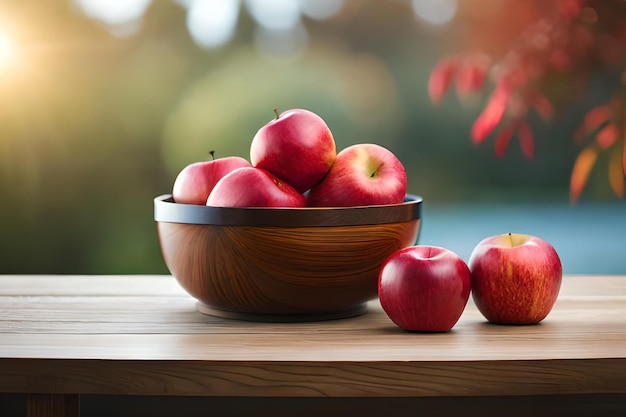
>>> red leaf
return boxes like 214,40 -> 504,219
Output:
455,57 -> 489,98
570,146 -> 598,204
585,105 -> 611,127
494,123 -> 516,158
516,120 -> 535,158
428,58 -> 458,105
575,104 -> 611,141
596,123 -> 618,149
609,148 -> 625,199
471,87 -> 508,144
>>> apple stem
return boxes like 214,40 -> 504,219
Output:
209,150 -> 215,160
370,165 -> 382,178
273,108 -> 280,120
508,232 -> 513,246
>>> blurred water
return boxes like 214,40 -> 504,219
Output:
418,200 -> 626,275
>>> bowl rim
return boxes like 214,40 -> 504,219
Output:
154,194 -> 422,227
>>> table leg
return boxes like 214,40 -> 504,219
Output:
27,394 -> 79,417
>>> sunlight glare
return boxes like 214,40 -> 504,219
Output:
0,31 -> 16,71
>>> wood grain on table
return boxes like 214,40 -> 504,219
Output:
0,275 -> 625,398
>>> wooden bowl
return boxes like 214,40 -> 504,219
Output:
154,194 -> 422,322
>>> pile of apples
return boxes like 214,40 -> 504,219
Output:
172,108 -> 407,208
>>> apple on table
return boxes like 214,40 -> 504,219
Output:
172,152 -> 251,205
468,233 -> 562,325
307,143 -> 408,207
378,245 -> 471,332
206,166 -> 306,208
250,108 -> 336,193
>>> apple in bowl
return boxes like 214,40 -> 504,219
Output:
468,233 -> 562,325
172,154 -> 251,205
307,143 -> 408,207
250,108 -> 336,193
207,167 -> 306,208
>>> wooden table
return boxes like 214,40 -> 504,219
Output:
1,275 -> 625,417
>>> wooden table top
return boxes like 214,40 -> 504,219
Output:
0,274 -> 625,398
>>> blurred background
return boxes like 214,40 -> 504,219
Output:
0,0 -> 624,275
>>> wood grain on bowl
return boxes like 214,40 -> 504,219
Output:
154,194 -> 422,321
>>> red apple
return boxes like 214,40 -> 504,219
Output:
468,233 -> 562,325
206,167 -> 306,208
172,154 -> 251,205
250,108 -> 336,193
378,245 -> 471,332
307,143 -> 407,207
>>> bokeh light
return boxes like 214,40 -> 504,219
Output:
245,0 -> 301,31
299,0 -> 344,20
187,0 -> 241,49
412,0 -> 457,25
73,0 -> 152,25
73,0 -> 346,53
73,0 -> 152,36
